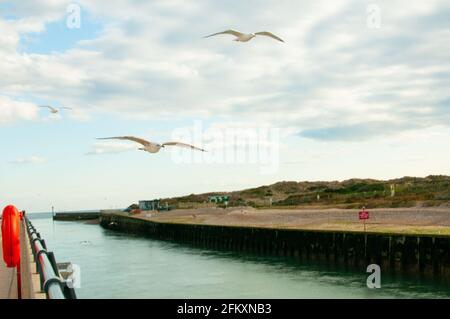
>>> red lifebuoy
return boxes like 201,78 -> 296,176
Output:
2,205 -> 21,268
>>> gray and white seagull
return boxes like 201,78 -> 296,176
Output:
204,29 -> 284,43
97,136 -> 206,154
39,105 -> 73,114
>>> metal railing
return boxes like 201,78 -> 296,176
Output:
24,217 -> 77,299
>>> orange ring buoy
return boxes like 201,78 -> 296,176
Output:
2,205 -> 21,268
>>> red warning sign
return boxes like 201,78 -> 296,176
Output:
359,209 -> 369,220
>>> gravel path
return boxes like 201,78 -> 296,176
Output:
133,206 -> 450,235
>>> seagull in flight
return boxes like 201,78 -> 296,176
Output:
97,136 -> 206,154
39,105 -> 72,114
204,29 -> 284,43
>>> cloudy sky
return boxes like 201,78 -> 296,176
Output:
1,0 -> 449,212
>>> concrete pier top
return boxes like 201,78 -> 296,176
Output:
1,221 -> 47,299
0,227 -> 18,299
113,206 -> 450,236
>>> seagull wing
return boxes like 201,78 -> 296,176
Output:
255,31 -> 284,42
39,105 -> 57,112
204,29 -> 244,38
162,141 -> 206,152
59,107 -> 73,110
97,136 -> 152,147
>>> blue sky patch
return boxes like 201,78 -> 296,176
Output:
18,11 -> 103,54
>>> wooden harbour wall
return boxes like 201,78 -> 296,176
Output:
53,211 -> 100,221
100,213 -> 450,281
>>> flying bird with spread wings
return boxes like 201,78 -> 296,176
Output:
97,136 -> 206,154
39,105 -> 73,114
204,29 -> 284,43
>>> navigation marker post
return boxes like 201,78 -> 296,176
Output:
359,207 -> 369,232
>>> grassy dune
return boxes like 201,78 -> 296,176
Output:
160,175 -> 450,209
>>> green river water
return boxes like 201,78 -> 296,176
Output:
29,214 -> 450,299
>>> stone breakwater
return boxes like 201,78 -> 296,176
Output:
53,211 -> 100,221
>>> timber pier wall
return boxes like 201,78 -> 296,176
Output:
100,213 -> 450,281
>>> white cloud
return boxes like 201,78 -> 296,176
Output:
0,95 -> 38,124
10,156 -> 46,164
86,141 -> 137,155
0,0 -> 449,140
67,107 -> 91,121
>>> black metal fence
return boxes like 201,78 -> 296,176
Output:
24,217 -> 77,299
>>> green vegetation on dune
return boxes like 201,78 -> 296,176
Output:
162,175 -> 450,209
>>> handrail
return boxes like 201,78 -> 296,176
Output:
24,217 -> 77,299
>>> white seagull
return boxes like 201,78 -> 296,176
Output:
97,136 -> 206,154
204,29 -> 284,43
39,105 -> 72,114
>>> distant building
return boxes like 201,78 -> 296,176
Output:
139,199 -> 161,211
208,195 -> 230,203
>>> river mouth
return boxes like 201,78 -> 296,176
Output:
29,216 -> 450,299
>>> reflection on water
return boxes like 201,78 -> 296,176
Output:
29,215 -> 450,299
